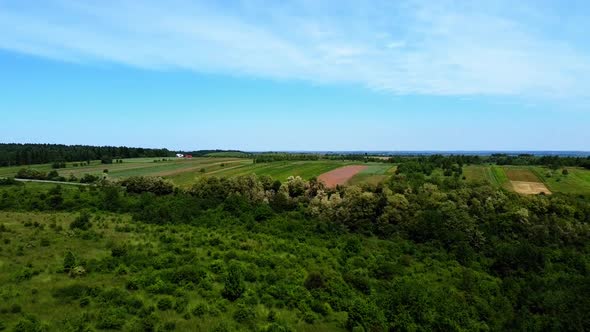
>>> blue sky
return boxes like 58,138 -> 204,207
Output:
1,0 -> 589,151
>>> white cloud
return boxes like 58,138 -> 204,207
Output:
0,0 -> 589,100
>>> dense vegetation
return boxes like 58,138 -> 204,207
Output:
0,144 -> 171,167
0,158 -> 589,331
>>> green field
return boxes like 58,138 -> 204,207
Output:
532,167 -> 590,195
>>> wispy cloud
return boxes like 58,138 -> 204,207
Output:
1,0 -> 589,99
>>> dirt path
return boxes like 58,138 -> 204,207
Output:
318,165 -> 368,188
511,181 -> 551,195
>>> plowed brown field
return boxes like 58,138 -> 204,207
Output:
318,165 -> 368,188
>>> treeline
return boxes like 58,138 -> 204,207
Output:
254,153 -> 321,163
0,144 -> 171,167
254,153 -> 386,163
181,150 -> 247,157
489,153 -> 590,168
1,169 -> 589,330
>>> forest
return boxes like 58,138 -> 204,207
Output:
0,158 -> 589,331
0,144 -> 171,167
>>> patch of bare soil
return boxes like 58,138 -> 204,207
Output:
511,181 -> 552,195
318,165 -> 368,188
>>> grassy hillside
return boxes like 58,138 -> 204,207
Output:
0,210 -> 352,331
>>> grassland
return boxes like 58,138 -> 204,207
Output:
532,167 -> 590,195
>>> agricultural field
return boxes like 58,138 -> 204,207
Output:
463,165 -> 590,196
346,164 -> 396,186
0,158 -> 243,180
463,165 -> 510,188
1,158 -> 389,188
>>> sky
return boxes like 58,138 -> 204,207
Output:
1,0 -> 589,151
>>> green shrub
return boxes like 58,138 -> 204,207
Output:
10,304 -> 22,313
157,297 -> 174,311
222,263 -> 245,301
304,271 -> 325,290
95,308 -> 126,330
191,303 -> 207,317
70,212 -> 91,230
63,251 -> 76,272
233,305 -> 255,323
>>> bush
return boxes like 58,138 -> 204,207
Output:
70,212 -> 91,230
53,284 -> 94,303
157,297 -> 174,311
0,178 -> 17,186
51,161 -> 66,169
191,303 -> 207,317
233,305 -> 255,323
111,245 -> 128,257
63,251 -> 76,272
10,304 -> 22,314
80,174 -> 100,184
16,168 -> 46,180
95,308 -> 126,330
304,271 -> 325,290
121,176 -> 174,195
222,263 -> 245,301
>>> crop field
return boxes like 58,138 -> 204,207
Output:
0,158 -> 244,179
192,161 -> 355,183
1,158 -> 378,187
347,164 -> 396,186
503,167 -> 542,182
462,165 -> 590,195
461,165 -> 514,188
